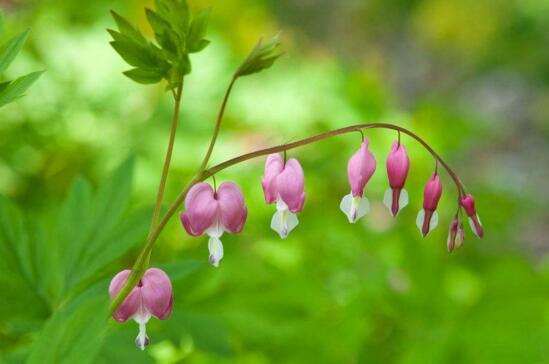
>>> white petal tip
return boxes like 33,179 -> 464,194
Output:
208,237 -> 224,268
271,210 -> 298,238
340,193 -> 369,223
416,209 -> 438,236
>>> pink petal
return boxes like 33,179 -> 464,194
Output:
460,194 -> 477,216
109,269 -> 141,322
141,268 -> 173,320
422,173 -> 443,211
348,139 -> 376,197
217,182 -> 248,233
276,158 -> 306,213
386,141 -> 410,189
181,182 -> 219,236
261,153 -> 284,204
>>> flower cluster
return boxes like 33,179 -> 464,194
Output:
109,135 -> 484,349
177,137 -> 483,265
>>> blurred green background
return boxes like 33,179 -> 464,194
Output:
1,0 -> 549,363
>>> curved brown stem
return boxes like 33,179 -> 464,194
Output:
205,123 -> 465,194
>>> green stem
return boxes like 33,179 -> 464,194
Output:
109,122 -> 466,315
108,82 -> 184,315
149,81 -> 184,234
197,76 -> 237,174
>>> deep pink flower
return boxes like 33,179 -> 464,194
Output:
340,139 -> 376,223
180,181 -> 247,267
109,268 -> 173,350
460,194 -> 484,238
261,153 -> 306,238
416,173 -> 443,236
384,141 -> 410,216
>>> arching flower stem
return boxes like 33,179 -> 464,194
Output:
109,122 -> 466,315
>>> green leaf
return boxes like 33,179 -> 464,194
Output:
0,70 -> 43,107
110,10 -> 146,45
187,9 -> 211,53
110,40 -> 164,70
26,295 -> 109,364
155,0 -> 189,39
77,207 -> 151,283
145,8 -> 178,56
0,29 -> 29,74
63,158 -> 137,288
0,196 -> 50,321
235,33 -> 283,78
123,68 -> 166,84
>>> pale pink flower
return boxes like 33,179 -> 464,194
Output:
261,153 -> 306,238
109,268 -> 173,350
180,181 -> 247,267
340,139 -> 376,223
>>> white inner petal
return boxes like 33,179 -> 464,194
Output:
270,209 -> 299,239
205,216 -> 224,238
340,192 -> 370,223
431,211 -> 439,231
468,216 -> 482,237
383,189 -> 393,214
456,227 -> 464,247
383,188 -> 409,216
208,236 -> 224,267
416,209 -> 425,233
399,189 -> 409,210
415,209 -> 439,234
135,321 -> 149,351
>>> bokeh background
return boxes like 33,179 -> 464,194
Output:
1,0 -> 549,363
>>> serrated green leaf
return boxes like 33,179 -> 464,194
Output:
0,196 -> 50,321
235,33 -> 283,78
0,29 -> 29,74
26,295 -> 108,364
77,207 -> 152,283
123,68 -> 165,84
155,0 -> 189,39
64,158 -> 135,288
110,40 -> 159,69
187,8 -> 210,53
110,10 -> 146,45
0,70 -> 43,108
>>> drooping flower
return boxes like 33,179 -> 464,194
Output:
416,173 -> 443,236
383,141 -> 410,216
460,194 -> 484,238
340,139 -> 377,223
261,153 -> 306,238
180,181 -> 247,267
109,268 -> 173,350
447,219 -> 465,252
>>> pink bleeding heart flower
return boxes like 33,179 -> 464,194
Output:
340,138 -> 376,223
261,153 -> 306,238
460,194 -> 484,238
180,181 -> 247,267
383,141 -> 410,216
447,218 -> 464,252
416,172 -> 443,236
109,268 -> 173,350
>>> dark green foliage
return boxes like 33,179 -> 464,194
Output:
0,23 -> 42,107
109,0 -> 211,89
